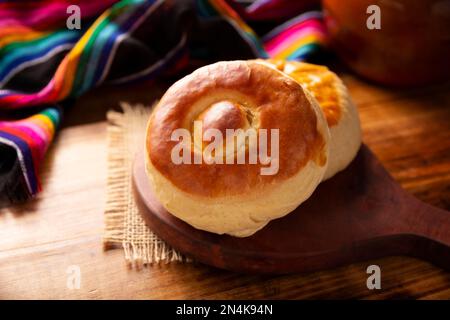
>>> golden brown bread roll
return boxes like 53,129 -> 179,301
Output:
145,60 -> 330,237
258,60 -> 362,180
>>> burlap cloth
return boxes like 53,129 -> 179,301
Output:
103,103 -> 187,266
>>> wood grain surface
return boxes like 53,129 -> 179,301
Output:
134,145 -> 450,274
0,73 -> 449,299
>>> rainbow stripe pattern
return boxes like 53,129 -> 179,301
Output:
263,11 -> 327,61
0,108 -> 60,199
0,0 -> 328,203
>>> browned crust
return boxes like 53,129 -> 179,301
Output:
146,61 -> 326,197
264,60 -> 343,127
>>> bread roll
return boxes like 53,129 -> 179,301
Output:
145,60 -> 330,237
258,60 -> 361,180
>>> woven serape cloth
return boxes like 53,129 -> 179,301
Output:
0,0 -> 328,204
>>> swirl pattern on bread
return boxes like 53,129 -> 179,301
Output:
145,60 -> 330,237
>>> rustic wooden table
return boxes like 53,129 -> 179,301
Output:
0,72 -> 449,299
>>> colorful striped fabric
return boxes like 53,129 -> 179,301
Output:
0,0 -> 328,203
197,0 -> 268,58
263,11 -> 328,61
0,107 -> 60,201
0,0 -> 162,109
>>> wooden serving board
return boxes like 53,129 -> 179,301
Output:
133,145 -> 450,274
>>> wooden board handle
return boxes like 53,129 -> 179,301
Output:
401,196 -> 450,269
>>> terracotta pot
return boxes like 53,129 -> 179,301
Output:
323,0 -> 450,86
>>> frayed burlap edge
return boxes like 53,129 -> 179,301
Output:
103,102 -> 186,267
